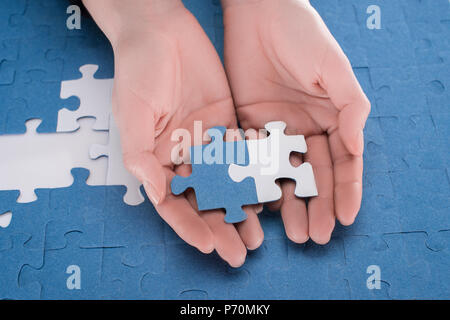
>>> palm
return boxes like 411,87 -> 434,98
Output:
223,0 -> 369,243
112,7 -> 261,266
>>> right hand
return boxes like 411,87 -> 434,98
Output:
83,0 -> 263,267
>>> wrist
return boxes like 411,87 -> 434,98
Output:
221,0 -> 310,9
82,0 -> 183,46
221,0 -> 263,9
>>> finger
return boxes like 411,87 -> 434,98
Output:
156,168 -> 214,253
280,153 -> 309,243
319,37 -> 371,156
236,205 -> 264,250
200,209 -> 247,268
328,130 -> 363,226
304,135 -> 335,244
265,180 -> 283,212
176,164 -> 247,267
254,204 -> 264,214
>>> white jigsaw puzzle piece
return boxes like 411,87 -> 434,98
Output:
229,121 -> 318,203
89,114 -> 144,206
57,64 -> 113,132
0,118 -> 108,203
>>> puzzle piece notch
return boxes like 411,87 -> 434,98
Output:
0,188 -> 53,255
41,168 -> 107,250
89,114 -> 145,206
229,121 -> 318,203
0,234 -> 43,299
171,126 -> 258,224
99,245 -> 165,299
0,211 -> 12,228
100,185 -> 165,267
57,64 -> 113,132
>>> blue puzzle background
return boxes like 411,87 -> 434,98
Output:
0,0 -> 449,299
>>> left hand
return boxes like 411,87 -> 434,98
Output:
222,0 -> 371,244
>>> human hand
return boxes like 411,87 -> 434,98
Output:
83,0 -> 263,266
222,0 -> 371,244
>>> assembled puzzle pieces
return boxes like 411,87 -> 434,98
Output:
171,126 -> 259,224
20,231 -> 103,299
171,122 -> 318,223
229,121 -> 318,203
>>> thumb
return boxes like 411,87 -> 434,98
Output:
320,39 -> 371,156
112,83 -> 166,206
123,150 -> 166,206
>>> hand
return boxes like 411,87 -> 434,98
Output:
83,0 -> 263,266
222,0 -> 370,244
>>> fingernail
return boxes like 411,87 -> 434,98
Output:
144,181 -> 160,205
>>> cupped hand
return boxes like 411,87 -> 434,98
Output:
222,0 -> 371,244
84,0 -> 263,266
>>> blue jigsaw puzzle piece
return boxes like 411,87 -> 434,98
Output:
0,234 -> 42,299
14,0 -> 101,38
419,63 -> 450,115
432,113 -> 450,168
378,115 -> 445,171
228,239 -> 290,299
0,0 -> 27,40
19,231 -> 103,299
0,189 -> 51,252
0,70 -> 78,134
383,232 -> 447,299
141,242 -> 248,299
99,245 -> 165,299
0,39 -> 20,85
370,66 -> 428,117
362,117 -> 390,173
101,186 -> 165,267
390,168 -> 450,233
48,35 -> 114,80
330,235 -> 401,299
268,238 -> 349,299
354,4 -> 416,68
14,35 -> 65,83
171,126 -> 258,224
44,168 -> 107,250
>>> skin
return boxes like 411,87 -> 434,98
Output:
222,0 -> 370,244
83,0 -> 370,266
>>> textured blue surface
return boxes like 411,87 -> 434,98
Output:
0,0 -> 449,299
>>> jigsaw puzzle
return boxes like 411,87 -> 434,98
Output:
229,121 -> 318,203
20,231 -> 103,299
0,0 -> 449,300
